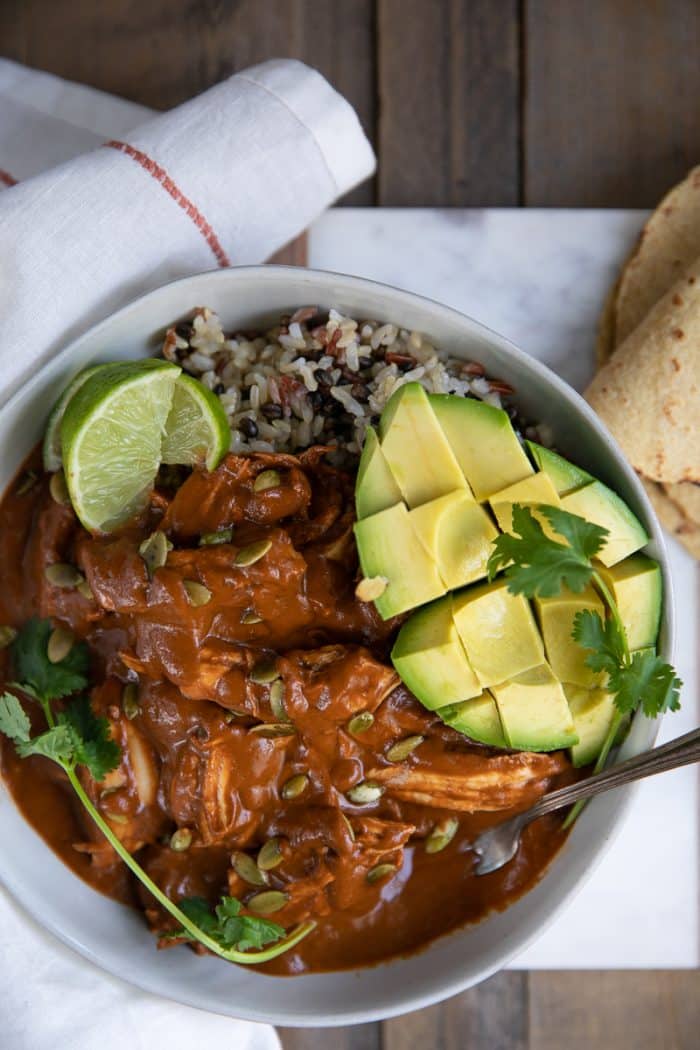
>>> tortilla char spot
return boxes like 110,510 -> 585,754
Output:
689,276 -> 696,285
672,294 -> 683,305
672,328 -> 685,339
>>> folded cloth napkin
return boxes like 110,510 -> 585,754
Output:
0,58 -> 374,1049
0,57 -> 375,405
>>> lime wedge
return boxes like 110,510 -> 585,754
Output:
43,364 -> 109,472
161,374 -> 230,471
61,360 -> 181,533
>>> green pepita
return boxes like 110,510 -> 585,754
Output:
347,710 -> 374,735
257,837 -> 284,871
45,563 -> 82,589
281,773 -> 308,800
269,679 -> 289,721
340,813 -> 356,842
425,817 -> 460,855
47,626 -> 74,664
199,528 -> 233,546
170,828 -> 193,851
104,811 -> 129,826
49,471 -> 70,505
366,862 -> 397,884
138,530 -> 171,577
183,579 -> 212,607
249,660 -> 279,684
248,722 -> 296,738
241,610 -> 263,625
253,469 -> 281,493
0,626 -> 17,650
231,851 -> 268,887
247,890 -> 288,915
122,683 -> 140,720
346,780 -> 384,805
234,539 -> 272,567
77,579 -> 94,601
386,734 -> 424,763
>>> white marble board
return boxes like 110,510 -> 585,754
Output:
309,209 -> 699,970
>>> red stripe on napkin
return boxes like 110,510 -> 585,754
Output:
104,140 -> 231,268
0,169 -> 17,187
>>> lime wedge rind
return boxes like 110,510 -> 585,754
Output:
42,364 -> 110,472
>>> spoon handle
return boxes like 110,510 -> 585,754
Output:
527,726 -> 700,821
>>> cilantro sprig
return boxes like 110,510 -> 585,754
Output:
0,618 -> 314,964
488,505 -> 681,825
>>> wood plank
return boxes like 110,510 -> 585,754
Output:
524,0 -> 700,206
10,0 -> 375,203
278,1023 -> 381,1050
382,971 -> 528,1050
268,234 -> 308,267
529,970 -> 700,1050
377,0 -> 520,206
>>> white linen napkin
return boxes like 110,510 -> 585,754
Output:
0,58 -> 375,1049
0,57 -> 375,405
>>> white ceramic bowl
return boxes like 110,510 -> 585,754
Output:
0,267 -> 672,1026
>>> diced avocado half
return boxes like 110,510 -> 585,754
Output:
391,595 -> 481,710
561,480 -> 648,567
410,490 -> 497,590
526,441 -> 593,496
355,426 -> 402,520
439,692 -> 508,748
489,471 -> 562,541
597,554 -> 662,651
535,585 -> 605,689
429,394 -> 533,501
379,383 -> 467,507
563,682 -> 628,768
491,664 -> 578,752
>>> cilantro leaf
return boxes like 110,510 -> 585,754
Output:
609,650 -> 682,718
17,724 -> 75,763
488,504 -> 595,597
11,618 -> 89,701
572,609 -> 626,675
167,895 -> 285,953
538,505 -> 608,562
0,691 -> 32,745
59,695 -> 120,782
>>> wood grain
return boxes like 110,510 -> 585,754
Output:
377,0 -> 520,205
524,0 -> 700,206
279,1023 -> 381,1050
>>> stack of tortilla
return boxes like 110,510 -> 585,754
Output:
587,168 -> 700,559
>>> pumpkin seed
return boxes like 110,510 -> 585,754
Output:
170,828 -> 193,851
247,890 -> 288,915
347,710 -> 374,735
47,626 -> 74,664
366,862 -> 397,885
16,471 -> 38,495
241,610 -> 263,625
139,530 -> 171,577
122,683 -> 140,720
281,773 -> 308,800
355,575 -> 388,602
253,469 -> 281,493
199,528 -> 233,546
346,780 -> 384,805
386,734 -> 424,763
248,722 -> 296,738
77,579 -> 94,601
257,837 -> 284,871
249,660 -> 279,684
183,579 -> 212,607
234,539 -> 272,567
231,851 -> 268,887
223,710 -> 241,723
269,679 -> 289,721
0,626 -> 17,649
104,811 -> 128,825
45,563 -> 82,589
49,471 -> 70,505
340,813 -> 356,842
425,817 -> 460,855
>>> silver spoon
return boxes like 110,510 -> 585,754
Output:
472,726 -> 700,875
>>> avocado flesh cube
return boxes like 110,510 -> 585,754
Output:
491,664 -> 579,752
392,595 -> 482,710
355,426 -> 402,520
561,480 -> 648,567
452,579 -> 544,688
410,490 -> 498,589
564,683 -> 619,767
379,383 -> 467,508
489,471 -> 563,541
535,584 -> 605,688
354,502 -> 445,619
429,394 -> 533,501
596,554 -> 662,651
439,692 -> 508,748
525,441 -> 593,496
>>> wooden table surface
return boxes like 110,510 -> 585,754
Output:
2,2 -> 699,1047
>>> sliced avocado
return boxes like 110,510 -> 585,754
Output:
491,664 -> 579,752
429,394 -> 533,501
355,426 -> 402,520
489,471 -> 563,540
451,579 -> 544,688
410,490 -> 498,590
597,554 -> 662,651
379,383 -> 467,507
354,502 -> 445,619
439,691 -> 508,748
535,584 -> 605,688
561,480 -> 648,567
564,683 -> 619,767
526,441 -> 593,496
392,595 -> 482,710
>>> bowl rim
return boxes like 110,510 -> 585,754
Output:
0,264 -> 674,1026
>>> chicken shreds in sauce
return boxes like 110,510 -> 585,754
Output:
0,447 -> 575,974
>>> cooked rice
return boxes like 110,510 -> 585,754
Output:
161,307 -> 549,463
